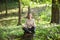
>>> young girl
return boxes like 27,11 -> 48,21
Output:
22,13 -> 36,34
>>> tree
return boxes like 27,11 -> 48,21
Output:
5,0 -> 8,15
17,0 -> 21,25
58,0 -> 60,23
51,0 -> 59,24
25,6 -> 31,18
28,6 -> 30,15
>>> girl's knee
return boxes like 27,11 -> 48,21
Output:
32,26 -> 36,30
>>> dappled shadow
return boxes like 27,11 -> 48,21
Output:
0,19 -> 17,26
0,4 -> 50,19
0,5 -> 50,26
0,13 -> 18,19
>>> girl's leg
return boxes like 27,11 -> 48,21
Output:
22,27 -> 31,33
30,27 -> 36,34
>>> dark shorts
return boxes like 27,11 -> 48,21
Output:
22,27 -> 35,34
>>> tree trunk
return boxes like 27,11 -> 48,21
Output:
0,3 -> 2,14
58,0 -> 60,23
17,0 -> 21,25
51,0 -> 59,24
27,6 -> 31,17
5,0 -> 8,15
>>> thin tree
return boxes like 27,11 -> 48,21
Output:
27,6 -> 31,18
5,0 -> 8,15
17,0 -> 21,25
51,0 -> 59,24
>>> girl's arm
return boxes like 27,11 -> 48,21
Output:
33,19 -> 36,27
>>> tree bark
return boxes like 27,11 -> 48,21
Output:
27,6 -> 31,18
51,0 -> 59,24
58,0 -> 60,23
5,0 -> 8,15
17,0 -> 21,25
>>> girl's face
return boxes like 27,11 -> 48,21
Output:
28,14 -> 32,19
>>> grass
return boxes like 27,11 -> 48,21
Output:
0,24 -> 60,40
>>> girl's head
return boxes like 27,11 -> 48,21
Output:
27,13 -> 33,19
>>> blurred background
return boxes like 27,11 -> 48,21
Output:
0,0 -> 60,40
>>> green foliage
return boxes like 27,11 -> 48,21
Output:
31,0 -> 52,4
21,0 -> 31,6
0,25 -> 60,40
40,6 -> 51,22
0,0 -> 52,4
35,25 -> 60,40
0,25 -> 23,40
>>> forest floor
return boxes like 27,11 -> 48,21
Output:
0,4 -> 51,21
